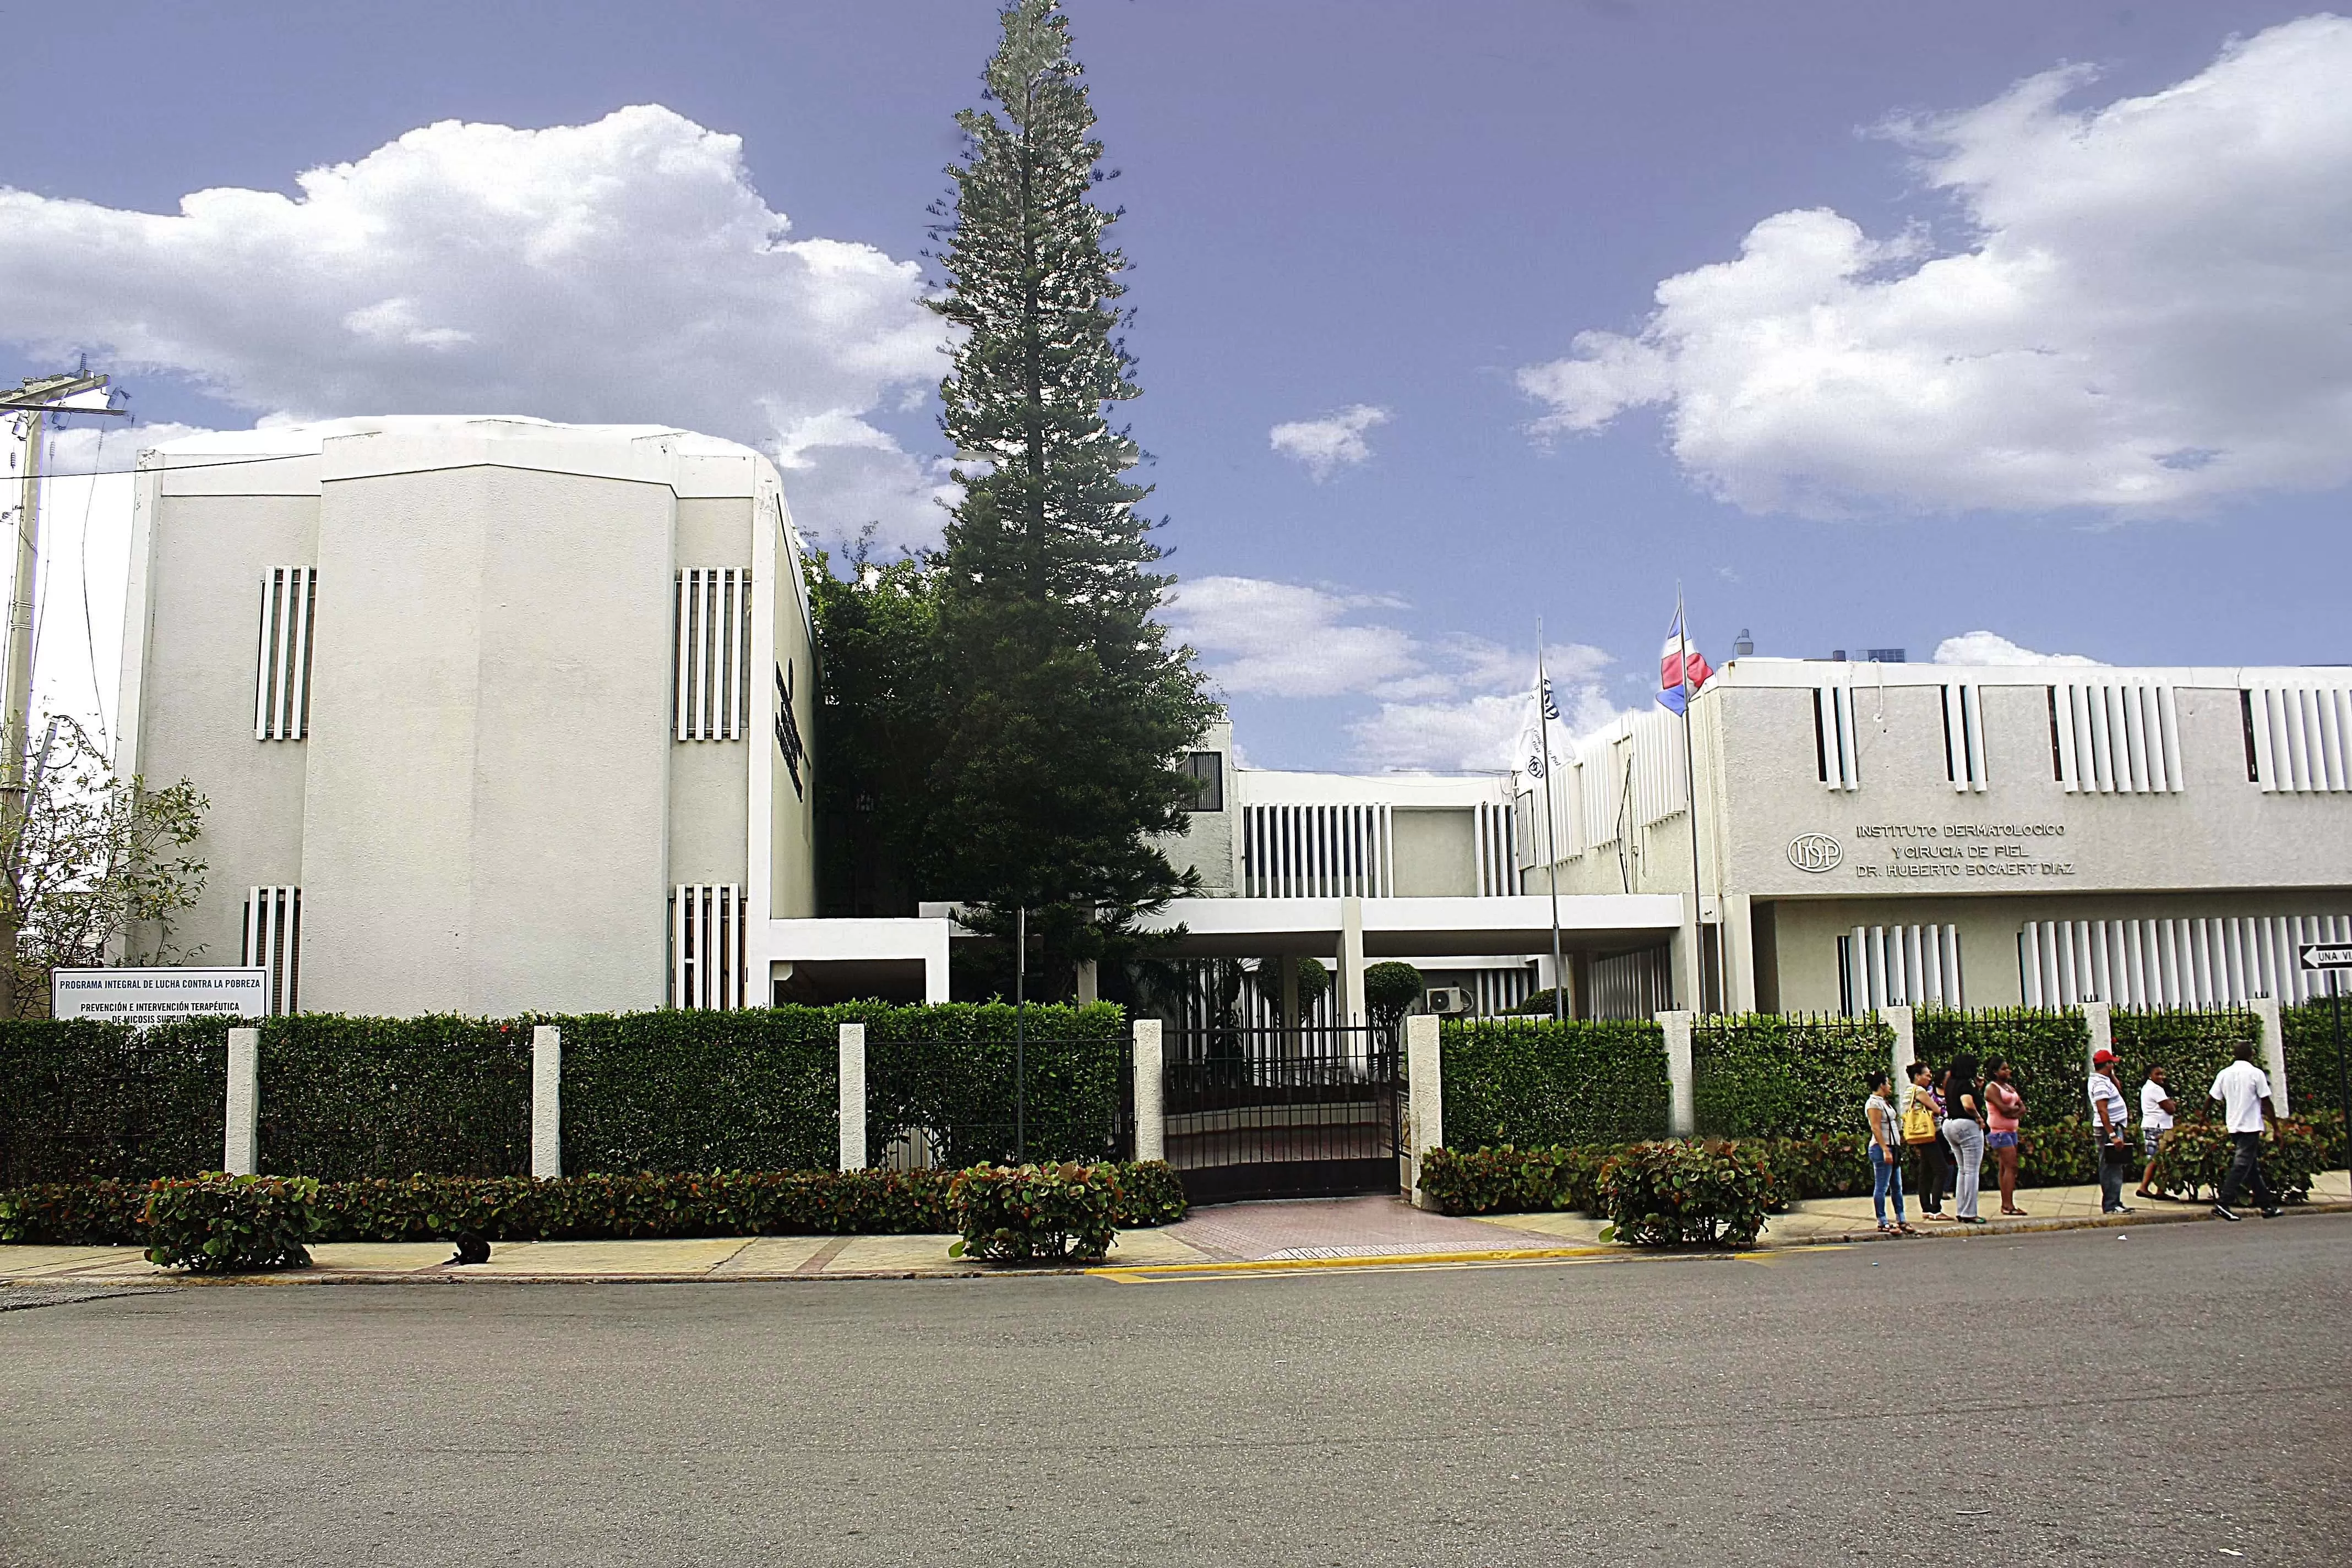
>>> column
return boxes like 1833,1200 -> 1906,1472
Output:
838,1022 -> 867,1171
1883,1004 -> 1915,1085
1670,893 -> 1700,1013
2082,1000 -> 2113,1074
1660,1010 -> 1695,1137
1340,895 -> 1366,1027
1405,1014 -> 1443,1208
530,1025 -> 562,1179
224,1026 -> 259,1176
1132,1018 -> 1164,1164
2253,994 -> 2289,1115
1075,960 -> 1099,1006
1723,892 -> 1757,1014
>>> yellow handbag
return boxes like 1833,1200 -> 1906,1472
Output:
1902,1096 -> 1938,1144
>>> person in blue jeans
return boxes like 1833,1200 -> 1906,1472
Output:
1865,1070 -> 1916,1236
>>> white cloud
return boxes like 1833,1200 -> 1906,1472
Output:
1269,404 -> 1390,481
1161,573 -> 1618,770
1517,16 -> 2352,517
0,105 -> 951,548
1932,630 -> 2103,667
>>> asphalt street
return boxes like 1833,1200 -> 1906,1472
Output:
3,1215 -> 2348,1568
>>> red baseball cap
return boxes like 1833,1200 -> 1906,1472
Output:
2093,1049 -> 2117,1065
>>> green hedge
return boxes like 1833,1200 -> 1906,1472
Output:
2284,1003 -> 2352,1161
1914,1007 -> 2085,1131
141,1174 -> 320,1272
260,1015 -> 531,1179
0,1161 -> 1190,1248
1440,1017 -> 1669,1148
2112,1008 -> 2261,1114
1691,1014 -> 1890,1139
1421,1135 -> 1871,1217
0,1018 -> 231,1185
865,1001 -> 1129,1168
555,1007 -> 840,1175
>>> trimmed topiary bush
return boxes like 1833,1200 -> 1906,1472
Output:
949,1161 -> 1122,1264
1691,1014 -> 1889,1139
141,1173 -> 321,1272
1599,1140 -> 1774,1249
1442,1017 -> 1670,1147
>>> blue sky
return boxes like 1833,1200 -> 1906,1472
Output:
3,1 -> 2346,769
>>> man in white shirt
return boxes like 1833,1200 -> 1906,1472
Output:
2135,1065 -> 2175,1200
2208,1042 -> 2282,1221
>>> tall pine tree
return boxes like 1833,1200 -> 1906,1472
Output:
923,0 -> 1217,987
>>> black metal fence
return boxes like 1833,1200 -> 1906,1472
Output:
868,1028 -> 1134,1170
1162,1022 -> 1401,1203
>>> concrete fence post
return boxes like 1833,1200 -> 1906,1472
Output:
1405,1014 -> 1442,1208
530,1025 -> 562,1179
2252,994 -> 2289,1115
838,1023 -> 867,1172
1132,1019 -> 1164,1164
1883,1005 -> 1916,1086
2082,1001 -> 2113,1075
1660,1010 -> 1695,1137
224,1026 -> 259,1176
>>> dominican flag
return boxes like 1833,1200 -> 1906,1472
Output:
1657,606 -> 1713,716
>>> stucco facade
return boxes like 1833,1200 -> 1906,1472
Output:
117,417 -> 824,1017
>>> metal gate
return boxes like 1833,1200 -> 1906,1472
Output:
1162,1022 -> 1403,1204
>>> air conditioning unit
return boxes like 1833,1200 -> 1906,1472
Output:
1424,986 -> 1473,1016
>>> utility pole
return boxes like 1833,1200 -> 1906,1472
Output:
2,367 -> 128,1015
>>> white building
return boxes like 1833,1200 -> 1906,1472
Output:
1517,657 -> 2352,1016
117,417 -> 948,1016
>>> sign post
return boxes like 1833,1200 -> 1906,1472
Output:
2298,943 -> 2352,1182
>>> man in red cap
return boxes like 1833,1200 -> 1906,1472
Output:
2087,1047 -> 2135,1215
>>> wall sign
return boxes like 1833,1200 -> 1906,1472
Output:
1849,823 -> 2074,881
1787,832 -> 1843,873
51,967 -> 269,1023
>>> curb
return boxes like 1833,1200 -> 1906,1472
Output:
1763,1196 -> 2352,1249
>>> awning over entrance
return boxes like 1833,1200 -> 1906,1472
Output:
1136,894 -> 1685,959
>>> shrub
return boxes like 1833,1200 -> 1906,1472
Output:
1914,1008 -> 2086,1131
555,1007 -> 838,1176
2283,1004 -> 2352,1162
949,1161 -> 1122,1263
0,1017 -> 230,1185
1599,1140 -> 1774,1249
141,1174 -> 321,1272
1691,1013 -> 1889,1139
2149,1117 -> 2332,1203
864,1001 -> 1130,1168
0,1178 -> 152,1244
2112,1008 -> 2261,1115
1422,1135 -> 1871,1217
1363,962 -> 1424,1030
0,1161 -> 1188,1247
1442,1017 -> 1670,1148
261,1014 -> 530,1179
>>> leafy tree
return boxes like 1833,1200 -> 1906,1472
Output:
0,714 -> 208,1015
1364,961 -> 1427,1031
917,0 -> 1218,990
1250,957 -> 1331,1027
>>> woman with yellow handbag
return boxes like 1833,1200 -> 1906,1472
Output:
1902,1059 -> 1950,1220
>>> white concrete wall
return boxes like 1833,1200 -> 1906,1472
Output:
1390,808 -> 1478,897
300,461 -> 674,1015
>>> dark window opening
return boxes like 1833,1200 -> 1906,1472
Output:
2047,688 -> 2064,780
2240,689 -> 2260,782
1180,751 -> 1223,813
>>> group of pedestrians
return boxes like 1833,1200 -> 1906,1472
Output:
1860,1039 -> 2287,1235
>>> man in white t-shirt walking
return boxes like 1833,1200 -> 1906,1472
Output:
2208,1042 -> 2282,1222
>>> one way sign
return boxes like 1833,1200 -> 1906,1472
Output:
2300,943 -> 2352,972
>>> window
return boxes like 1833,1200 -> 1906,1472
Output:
1941,683 -> 1988,792
1838,924 -> 1962,1015
2021,913 -> 2352,1008
2243,680 -> 2352,793
671,884 -> 747,1009
1179,750 -> 1223,813
242,886 -> 301,1015
253,568 -> 315,741
1814,683 -> 1860,791
674,568 -> 752,741
2049,679 -> 2182,793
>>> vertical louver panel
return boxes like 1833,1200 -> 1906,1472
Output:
1239,804 -> 1393,897
1838,924 -> 1963,1015
1630,708 -> 1689,826
1815,684 -> 1861,791
241,886 -> 302,1015
673,569 -> 753,741
2018,913 -> 2352,1007
2247,682 -> 2352,793
1941,683 -> 1988,792
1473,801 -> 1518,896
670,884 -> 747,1009
252,568 -> 315,741
2051,680 -> 2182,794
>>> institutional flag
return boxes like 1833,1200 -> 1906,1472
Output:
1515,673 -> 1561,780
1657,607 -> 1713,716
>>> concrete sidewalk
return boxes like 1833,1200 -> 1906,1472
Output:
4,1170 -> 2345,1286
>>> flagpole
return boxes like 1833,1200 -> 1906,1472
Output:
1537,622 -> 1565,1023
1675,584 -> 1709,1015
